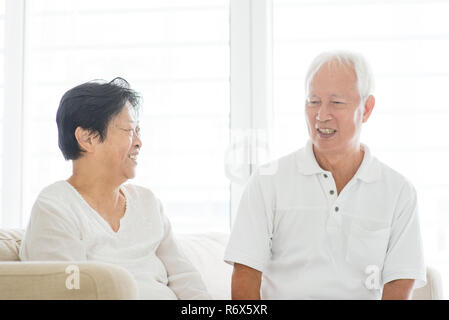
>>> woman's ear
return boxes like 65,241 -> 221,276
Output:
362,95 -> 375,123
74,127 -> 99,154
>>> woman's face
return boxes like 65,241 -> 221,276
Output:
95,102 -> 142,182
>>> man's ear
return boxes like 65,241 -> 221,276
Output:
74,127 -> 99,153
362,95 -> 375,123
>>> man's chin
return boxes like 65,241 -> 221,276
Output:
312,138 -> 343,154
313,135 -> 337,146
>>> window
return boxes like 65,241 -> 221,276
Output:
272,0 -> 449,297
21,0 -> 230,233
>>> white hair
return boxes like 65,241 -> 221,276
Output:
305,50 -> 375,102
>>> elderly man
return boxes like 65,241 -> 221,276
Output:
224,51 -> 426,300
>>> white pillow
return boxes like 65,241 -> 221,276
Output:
176,232 -> 232,300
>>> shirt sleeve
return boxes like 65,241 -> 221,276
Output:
382,181 -> 427,289
155,200 -> 212,300
19,196 -> 86,261
223,169 -> 273,273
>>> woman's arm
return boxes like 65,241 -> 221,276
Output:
155,204 -> 211,300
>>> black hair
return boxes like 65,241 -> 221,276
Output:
56,77 -> 141,160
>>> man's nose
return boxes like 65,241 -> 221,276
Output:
316,103 -> 332,122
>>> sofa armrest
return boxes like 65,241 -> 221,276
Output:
0,261 -> 138,300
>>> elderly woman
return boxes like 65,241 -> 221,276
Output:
20,78 -> 211,300
224,51 -> 427,300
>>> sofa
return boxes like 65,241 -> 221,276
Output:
0,228 -> 442,299
0,228 -> 232,299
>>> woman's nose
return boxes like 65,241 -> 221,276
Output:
134,134 -> 142,148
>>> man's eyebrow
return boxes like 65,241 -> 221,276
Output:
330,94 -> 346,99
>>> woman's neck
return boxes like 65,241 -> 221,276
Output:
67,161 -> 125,208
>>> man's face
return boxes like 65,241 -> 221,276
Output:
305,61 -> 370,155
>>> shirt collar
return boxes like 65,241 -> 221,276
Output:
295,140 -> 326,175
295,140 -> 381,183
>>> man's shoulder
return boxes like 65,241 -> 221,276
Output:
255,149 -> 301,178
373,156 -> 416,194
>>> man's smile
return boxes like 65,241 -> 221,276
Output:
316,127 -> 337,138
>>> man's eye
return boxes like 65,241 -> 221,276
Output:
331,101 -> 343,104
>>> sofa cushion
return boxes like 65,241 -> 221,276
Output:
176,232 -> 232,300
0,229 -> 25,261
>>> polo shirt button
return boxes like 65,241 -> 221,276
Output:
335,206 -> 339,212
323,174 -> 328,178
330,190 -> 335,195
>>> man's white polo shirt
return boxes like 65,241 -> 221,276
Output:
224,140 -> 426,299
